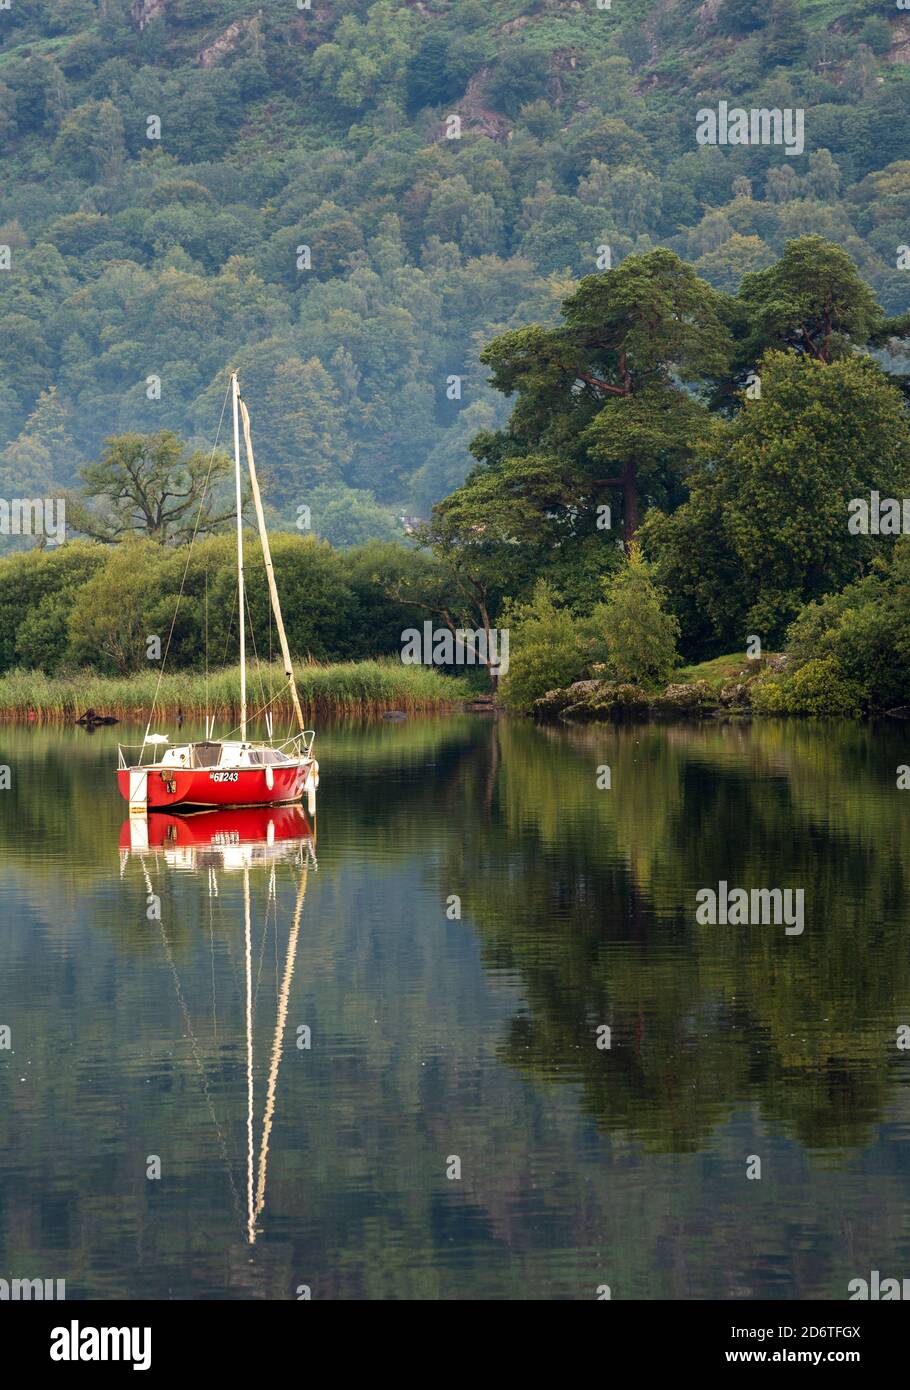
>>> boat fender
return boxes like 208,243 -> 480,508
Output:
265,763 -> 274,791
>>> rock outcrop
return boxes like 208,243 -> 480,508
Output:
199,20 -> 248,68
533,676 -> 760,723
535,680 -> 651,723
132,0 -> 168,32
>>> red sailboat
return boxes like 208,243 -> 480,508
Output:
116,372 -> 319,814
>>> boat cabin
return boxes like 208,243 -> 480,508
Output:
154,741 -> 296,770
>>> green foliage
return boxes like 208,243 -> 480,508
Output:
752,657 -> 864,717
587,543 -> 680,686
450,248 -> 730,569
0,541 -> 105,672
70,431 -> 234,544
780,539 -> 910,713
0,533 -> 460,677
308,483 -> 401,549
3,2 -> 910,710
499,580 -> 587,712
66,538 -> 173,673
643,352 -> 910,654
0,0 -> 907,532
734,235 -> 884,370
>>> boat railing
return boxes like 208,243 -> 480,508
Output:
278,730 -> 317,759
118,742 -> 167,768
117,732 -> 316,769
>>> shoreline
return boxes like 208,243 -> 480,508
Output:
0,660 -> 473,724
530,671 -> 900,724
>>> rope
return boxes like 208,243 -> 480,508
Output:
140,379 -> 232,759
219,678 -> 294,743
219,582 -> 238,670
244,580 -> 268,730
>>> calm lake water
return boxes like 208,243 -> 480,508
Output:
1,715 -> 909,1300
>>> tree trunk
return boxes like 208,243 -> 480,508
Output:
621,458 -> 639,549
594,458 -> 640,551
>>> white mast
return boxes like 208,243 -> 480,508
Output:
238,394 -> 307,735
231,372 -> 247,741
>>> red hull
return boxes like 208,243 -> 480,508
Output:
118,804 -> 313,850
117,762 -> 310,809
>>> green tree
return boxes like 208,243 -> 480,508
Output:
70,432 -> 234,544
0,542 -> 104,672
588,543 -> 679,684
52,98 -> 126,181
499,580 -> 587,711
308,483 -> 400,549
643,352 -> 910,653
735,236 -> 884,369
462,248 -> 732,547
778,538 -> 910,713
265,358 -> 353,497
66,540 -> 175,673
0,386 -> 75,501
763,0 -> 808,65
694,234 -> 776,295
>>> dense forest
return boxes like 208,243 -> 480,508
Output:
2,0 -> 910,532
2,0 -> 910,716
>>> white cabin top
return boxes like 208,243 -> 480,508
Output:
154,741 -> 298,770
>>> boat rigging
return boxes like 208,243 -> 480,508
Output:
116,372 -> 319,814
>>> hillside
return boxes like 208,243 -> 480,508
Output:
0,0 -> 908,543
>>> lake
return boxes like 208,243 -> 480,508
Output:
1,715 -> 909,1300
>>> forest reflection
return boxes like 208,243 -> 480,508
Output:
2,714 -> 907,1167
431,717 -> 910,1154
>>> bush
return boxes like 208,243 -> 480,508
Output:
780,539 -> 910,712
0,542 -> 106,673
0,533 -> 453,676
753,656 -> 864,717
499,580 -> 588,712
586,543 -> 680,686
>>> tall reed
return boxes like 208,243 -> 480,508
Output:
0,660 -> 472,723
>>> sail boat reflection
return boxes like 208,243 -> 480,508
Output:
118,804 -> 316,873
119,807 -> 317,1245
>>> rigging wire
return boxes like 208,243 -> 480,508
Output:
204,568 -> 210,738
219,680 -> 294,745
140,379 -> 232,758
219,581 -> 238,670
244,580 -> 268,732
142,856 -> 244,1234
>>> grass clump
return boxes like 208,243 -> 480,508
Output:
0,660 -> 471,722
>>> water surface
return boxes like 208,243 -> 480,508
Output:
1,716 -> 909,1299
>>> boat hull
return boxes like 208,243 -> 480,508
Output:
117,761 -> 311,809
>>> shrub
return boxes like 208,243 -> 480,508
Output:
753,656 -> 865,717
586,543 -> 680,686
499,580 -> 588,712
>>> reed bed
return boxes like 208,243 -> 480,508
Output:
0,660 -> 472,723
